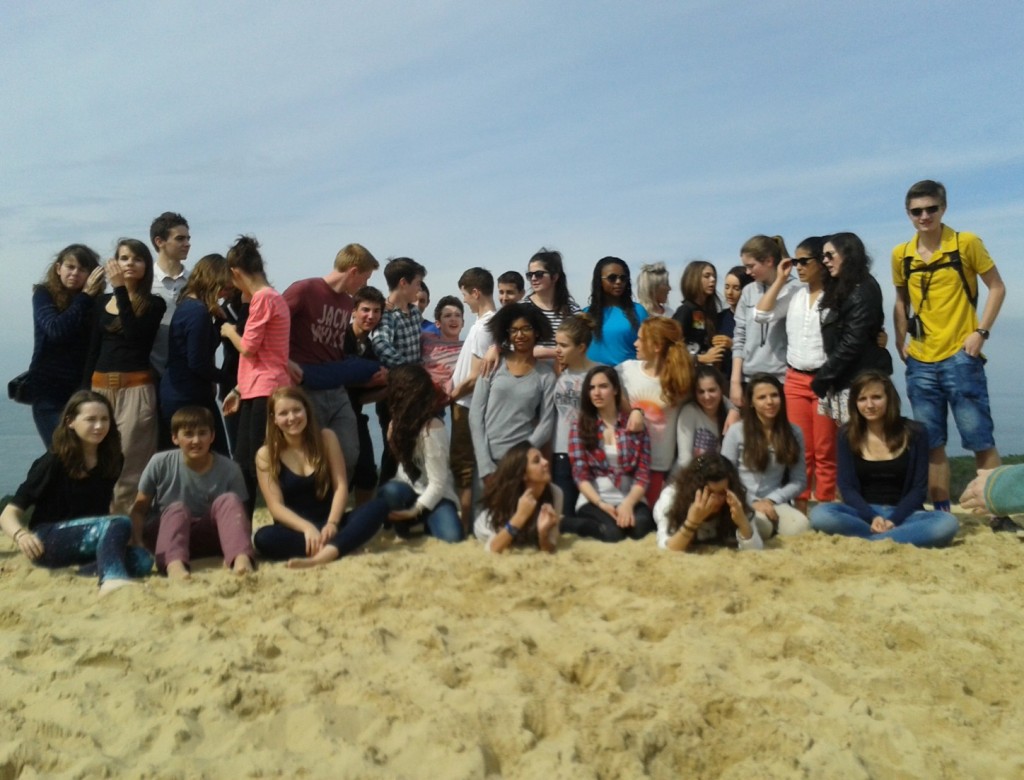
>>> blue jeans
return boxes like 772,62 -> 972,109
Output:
34,516 -> 153,584
377,480 -> 464,543
31,397 -> 65,448
552,454 -> 578,517
906,351 -> 995,451
810,502 -> 959,548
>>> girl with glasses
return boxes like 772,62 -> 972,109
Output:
584,256 -> 649,365
752,237 -> 837,514
812,233 -> 893,425
470,303 -> 556,483
524,248 -> 580,359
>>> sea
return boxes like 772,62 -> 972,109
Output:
2,322 -> 1022,495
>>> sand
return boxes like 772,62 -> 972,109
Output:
2,509 -> 1023,779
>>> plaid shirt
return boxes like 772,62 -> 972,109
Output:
569,411 -> 651,492
371,303 -> 423,368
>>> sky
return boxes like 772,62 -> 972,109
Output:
2,2 -> 1022,404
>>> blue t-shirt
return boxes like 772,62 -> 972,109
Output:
585,302 -> 649,365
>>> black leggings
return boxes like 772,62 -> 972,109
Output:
561,501 -> 655,543
234,396 -> 269,516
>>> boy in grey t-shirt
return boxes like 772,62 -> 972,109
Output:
131,406 -> 253,579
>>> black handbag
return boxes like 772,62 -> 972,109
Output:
7,371 -> 33,405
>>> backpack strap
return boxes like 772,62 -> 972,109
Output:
901,233 -> 977,309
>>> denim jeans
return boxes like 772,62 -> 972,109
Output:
31,397 -> 65,448
810,502 -> 959,548
376,480 -> 464,543
906,351 -> 995,451
34,515 -> 153,584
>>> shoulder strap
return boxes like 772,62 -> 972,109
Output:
901,233 -> 977,309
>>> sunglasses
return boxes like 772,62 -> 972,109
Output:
822,251 -> 837,262
602,274 -> 628,284
792,256 -> 819,267
908,205 -> 941,217
525,270 -> 549,280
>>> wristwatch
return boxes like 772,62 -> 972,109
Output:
976,328 -> 991,339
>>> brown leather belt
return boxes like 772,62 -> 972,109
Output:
92,370 -> 154,389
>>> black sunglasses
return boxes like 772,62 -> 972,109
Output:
792,256 -> 819,267
602,274 -> 628,284
822,251 -> 837,262
525,270 -> 549,280
909,205 -> 941,217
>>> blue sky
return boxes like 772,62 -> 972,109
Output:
2,0 -> 1022,366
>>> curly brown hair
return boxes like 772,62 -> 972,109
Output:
480,442 -> 554,547
665,454 -> 747,538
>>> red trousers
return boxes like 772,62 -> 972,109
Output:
784,367 -> 837,502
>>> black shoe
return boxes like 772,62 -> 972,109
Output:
989,516 -> 1020,533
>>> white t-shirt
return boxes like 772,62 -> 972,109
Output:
617,360 -> 683,472
553,367 -> 588,454
452,310 -> 495,410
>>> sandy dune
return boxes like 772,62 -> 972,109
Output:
2,509 -> 1023,779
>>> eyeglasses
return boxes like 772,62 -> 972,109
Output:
509,326 -> 535,336
822,251 -> 837,262
525,270 -> 549,280
792,256 -> 818,267
602,274 -> 628,284
908,205 -> 941,217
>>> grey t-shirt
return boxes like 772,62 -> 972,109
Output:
139,450 -> 248,521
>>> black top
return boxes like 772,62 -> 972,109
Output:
84,287 -> 166,377
13,452 -> 121,528
672,301 -> 713,354
853,448 -> 909,507
811,276 -> 892,396
279,461 -> 331,526
343,328 -> 378,410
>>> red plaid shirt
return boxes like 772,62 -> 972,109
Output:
569,411 -> 651,492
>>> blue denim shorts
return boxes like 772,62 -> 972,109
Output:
905,351 -> 995,452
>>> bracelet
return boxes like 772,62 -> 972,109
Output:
684,522 -> 700,533
504,522 -> 520,539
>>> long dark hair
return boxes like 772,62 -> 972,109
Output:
578,365 -> 621,451
821,232 -> 872,311
666,453 -> 747,536
845,370 -> 908,454
36,244 -> 101,311
387,365 -> 445,481
588,256 -> 638,340
693,365 -> 729,436
741,374 -> 800,472
481,442 -> 554,546
528,248 -> 575,316
107,238 -> 155,332
680,260 -> 720,338
52,390 -> 122,480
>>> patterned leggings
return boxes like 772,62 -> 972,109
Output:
33,516 -> 152,584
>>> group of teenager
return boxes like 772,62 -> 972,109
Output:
3,178 -> 1012,591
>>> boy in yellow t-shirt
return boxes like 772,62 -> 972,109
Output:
892,180 -> 1006,516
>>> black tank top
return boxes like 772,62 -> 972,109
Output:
278,462 -> 332,525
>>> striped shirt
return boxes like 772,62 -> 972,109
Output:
238,287 -> 292,399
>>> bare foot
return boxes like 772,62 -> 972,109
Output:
285,546 -> 339,569
166,560 -> 191,580
98,578 -> 135,597
232,554 -> 254,575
